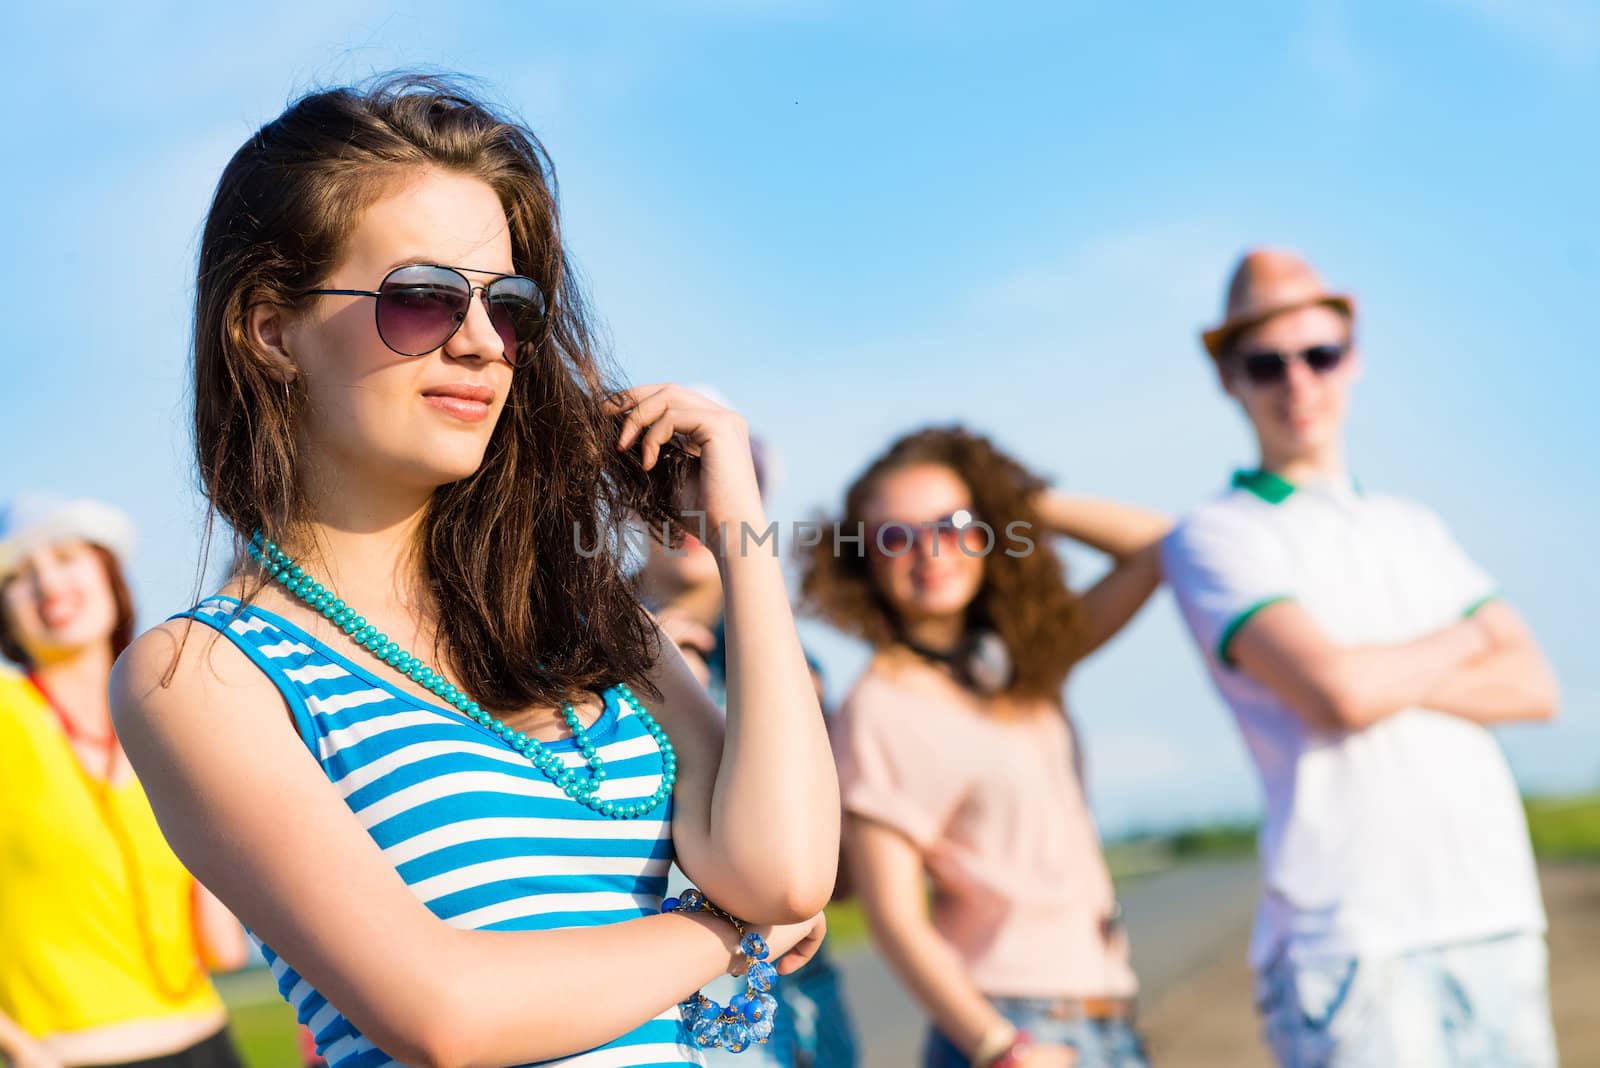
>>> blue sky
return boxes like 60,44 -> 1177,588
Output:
7,1 -> 1598,833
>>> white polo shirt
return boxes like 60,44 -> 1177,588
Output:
1163,470 -> 1545,969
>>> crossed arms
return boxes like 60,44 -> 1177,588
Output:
1229,597 -> 1559,732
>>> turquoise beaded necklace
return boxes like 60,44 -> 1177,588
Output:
247,531 -> 676,819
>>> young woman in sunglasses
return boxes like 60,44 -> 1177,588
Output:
111,76 -> 838,1068
800,427 -> 1169,1068
0,495 -> 249,1068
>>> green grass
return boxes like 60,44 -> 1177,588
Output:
1098,792 -> 1600,869
823,896 -> 871,948
1099,822 -> 1258,876
216,970 -> 299,1068
228,996 -> 300,1067
1525,792 -> 1600,860
1166,822 -> 1259,860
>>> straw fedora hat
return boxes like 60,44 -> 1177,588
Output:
1201,248 -> 1356,358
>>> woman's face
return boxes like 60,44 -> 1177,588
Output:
1,540 -> 121,663
861,464 -> 986,626
278,168 -> 520,495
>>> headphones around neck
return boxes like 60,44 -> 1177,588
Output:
901,628 -> 1014,695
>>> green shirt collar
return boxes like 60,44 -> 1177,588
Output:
1231,468 -> 1364,505
1232,469 -> 1297,504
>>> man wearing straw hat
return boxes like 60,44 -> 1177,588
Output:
1162,249 -> 1560,1065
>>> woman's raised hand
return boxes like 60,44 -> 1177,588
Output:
606,385 -> 763,552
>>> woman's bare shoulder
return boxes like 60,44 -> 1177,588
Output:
111,609 -> 280,739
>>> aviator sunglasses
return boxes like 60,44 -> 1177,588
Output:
300,264 -> 548,364
1232,341 -> 1350,386
870,508 -> 984,556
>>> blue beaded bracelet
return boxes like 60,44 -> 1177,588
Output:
662,889 -> 779,1052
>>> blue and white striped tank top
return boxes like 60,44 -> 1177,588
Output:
183,596 -> 701,1067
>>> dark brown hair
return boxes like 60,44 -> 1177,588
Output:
798,426 -> 1085,703
0,546 -> 135,668
193,74 -> 685,708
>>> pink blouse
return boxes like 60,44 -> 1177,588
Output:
835,661 -> 1137,999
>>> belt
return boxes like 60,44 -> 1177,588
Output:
1037,995 -> 1137,1021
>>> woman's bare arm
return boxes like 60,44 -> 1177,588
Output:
846,818 -> 1075,1065
847,818 -> 1004,1054
1031,491 -> 1171,660
616,385 -> 839,924
1030,491 -> 1170,561
113,622 -> 814,1068
192,881 -> 249,972
645,613 -> 838,925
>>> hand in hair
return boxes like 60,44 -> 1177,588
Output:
607,385 -> 763,554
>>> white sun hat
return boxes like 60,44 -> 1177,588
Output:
0,493 -> 137,581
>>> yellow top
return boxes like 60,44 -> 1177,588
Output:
0,667 -> 224,1037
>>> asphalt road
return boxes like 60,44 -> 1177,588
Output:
833,859 -> 1260,1066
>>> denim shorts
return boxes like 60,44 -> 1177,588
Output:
1255,930 -> 1557,1067
781,941 -> 858,1068
922,998 -> 1151,1068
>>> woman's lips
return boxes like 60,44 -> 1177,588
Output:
422,395 -> 491,421
40,596 -> 83,629
421,384 -> 495,423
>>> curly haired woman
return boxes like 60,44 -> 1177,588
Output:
801,427 -> 1169,1068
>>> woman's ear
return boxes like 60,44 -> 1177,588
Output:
246,298 -> 300,384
